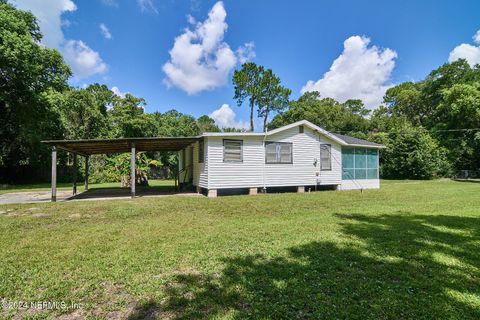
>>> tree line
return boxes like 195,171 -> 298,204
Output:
1,0 -> 479,184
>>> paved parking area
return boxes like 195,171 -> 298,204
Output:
0,191 -> 73,204
0,189 -> 202,204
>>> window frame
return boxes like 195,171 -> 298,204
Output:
198,139 -> 204,163
320,143 -> 332,171
223,139 -> 243,163
265,141 -> 293,164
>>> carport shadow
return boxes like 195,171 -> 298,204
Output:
68,185 -> 185,200
128,213 -> 480,319
453,179 -> 480,184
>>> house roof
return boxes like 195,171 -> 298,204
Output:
202,120 -> 385,148
42,120 -> 384,155
330,133 -> 384,148
42,136 -> 201,156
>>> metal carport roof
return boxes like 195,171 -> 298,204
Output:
42,136 -> 202,156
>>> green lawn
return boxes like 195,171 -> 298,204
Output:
0,180 -> 479,319
0,179 -> 175,194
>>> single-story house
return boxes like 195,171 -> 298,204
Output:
178,120 -> 384,197
42,119 -> 384,201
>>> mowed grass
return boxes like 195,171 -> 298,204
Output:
0,180 -> 479,319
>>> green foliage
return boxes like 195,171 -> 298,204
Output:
270,91 -> 370,134
45,84 -> 112,140
105,152 -> 160,184
233,63 -> 291,132
233,62 -> 263,131
153,110 -> 200,137
109,94 -> 157,138
2,0 -> 479,182
0,1 -> 70,170
377,123 -> 451,179
385,60 -> 480,171
257,69 -> 291,132
197,115 -> 220,133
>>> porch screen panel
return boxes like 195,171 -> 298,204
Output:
342,148 -> 355,179
354,149 -> 367,179
367,149 -> 379,179
342,147 -> 379,180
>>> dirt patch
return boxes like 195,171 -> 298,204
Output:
31,213 -> 49,218
153,268 -> 202,279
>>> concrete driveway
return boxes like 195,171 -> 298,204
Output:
0,189 -> 202,204
0,191 -> 73,204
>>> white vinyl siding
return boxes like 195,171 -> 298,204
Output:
206,126 -> 343,189
190,140 -> 208,188
207,137 -> 264,188
339,179 -> 379,190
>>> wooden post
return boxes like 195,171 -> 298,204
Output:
51,146 -> 57,202
131,143 -> 136,198
72,153 -> 77,195
84,156 -> 89,192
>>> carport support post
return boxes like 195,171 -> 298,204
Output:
72,153 -> 77,195
51,146 -> 57,202
131,143 -> 136,198
84,156 -> 89,192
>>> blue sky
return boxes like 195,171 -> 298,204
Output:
13,0 -> 480,130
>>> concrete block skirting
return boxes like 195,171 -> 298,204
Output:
297,186 -> 305,193
207,189 -> 217,198
249,187 -> 258,195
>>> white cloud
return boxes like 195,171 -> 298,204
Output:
237,42 -> 256,64
302,35 -> 397,108
101,0 -> 118,7
474,30 -> 480,44
210,104 -> 248,129
63,40 -> 108,79
13,0 -> 76,48
111,86 -> 126,97
14,0 -> 107,80
100,23 -> 112,39
137,0 -> 158,13
187,14 -> 196,25
448,29 -> 480,67
163,1 -> 255,95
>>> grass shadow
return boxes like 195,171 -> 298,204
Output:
152,213 -> 480,319
453,179 -> 480,184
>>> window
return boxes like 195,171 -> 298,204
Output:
299,125 -> 304,133
265,142 -> 293,164
342,147 -> 378,180
223,139 -> 242,162
320,144 -> 331,170
198,140 -> 204,163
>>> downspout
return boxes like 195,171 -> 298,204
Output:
262,129 -> 267,192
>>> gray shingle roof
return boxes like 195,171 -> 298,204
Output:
331,133 -> 384,147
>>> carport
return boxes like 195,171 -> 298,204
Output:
42,137 -> 200,202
